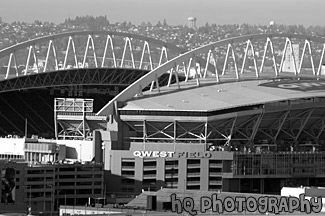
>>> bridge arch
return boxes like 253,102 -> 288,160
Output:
97,33 -> 325,116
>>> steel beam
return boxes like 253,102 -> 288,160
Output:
273,110 -> 290,142
293,108 -> 314,143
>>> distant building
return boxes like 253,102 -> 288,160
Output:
0,137 -> 94,163
187,17 -> 197,28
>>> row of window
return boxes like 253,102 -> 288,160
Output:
0,154 -> 24,159
121,159 -> 222,168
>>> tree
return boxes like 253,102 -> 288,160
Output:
34,20 -> 42,26
156,21 -> 162,27
141,21 -> 146,27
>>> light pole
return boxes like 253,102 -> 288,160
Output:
26,186 -> 32,215
48,184 -> 54,216
29,186 -> 32,214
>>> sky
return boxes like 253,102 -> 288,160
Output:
0,0 -> 324,26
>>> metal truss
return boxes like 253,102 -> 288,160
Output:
122,115 -> 264,145
0,68 -> 146,92
0,67 -> 183,93
99,33 -> 325,116
55,98 -> 93,113
57,120 -> 92,139
54,98 -> 107,140
0,30 -> 187,80
255,105 -> 325,145
124,120 -> 208,144
121,101 -> 325,147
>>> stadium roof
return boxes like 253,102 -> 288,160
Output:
120,77 -> 325,112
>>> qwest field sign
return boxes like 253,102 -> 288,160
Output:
133,151 -> 212,158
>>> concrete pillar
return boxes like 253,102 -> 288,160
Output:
200,158 -> 209,191
178,157 -> 187,191
134,157 -> 144,194
156,158 -> 165,190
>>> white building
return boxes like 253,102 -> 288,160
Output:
0,137 -> 94,163
281,186 -> 325,212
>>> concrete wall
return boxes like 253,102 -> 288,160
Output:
55,140 -> 94,162
36,139 -> 94,162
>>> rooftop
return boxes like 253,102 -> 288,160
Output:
121,76 -> 325,112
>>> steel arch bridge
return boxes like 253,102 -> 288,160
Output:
0,30 -> 189,86
98,33 -> 325,116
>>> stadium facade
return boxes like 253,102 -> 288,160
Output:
99,77 -> 325,196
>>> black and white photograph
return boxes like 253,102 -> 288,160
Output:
1,0 -> 325,215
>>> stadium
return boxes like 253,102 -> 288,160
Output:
102,75 -> 325,195
96,33 -> 325,199
2,32 -> 325,213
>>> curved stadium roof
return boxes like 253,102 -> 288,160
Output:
120,76 -> 325,112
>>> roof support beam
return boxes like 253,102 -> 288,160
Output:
293,108 -> 314,143
250,110 -> 264,144
273,110 -> 290,143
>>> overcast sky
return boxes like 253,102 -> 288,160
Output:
0,0 -> 324,26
